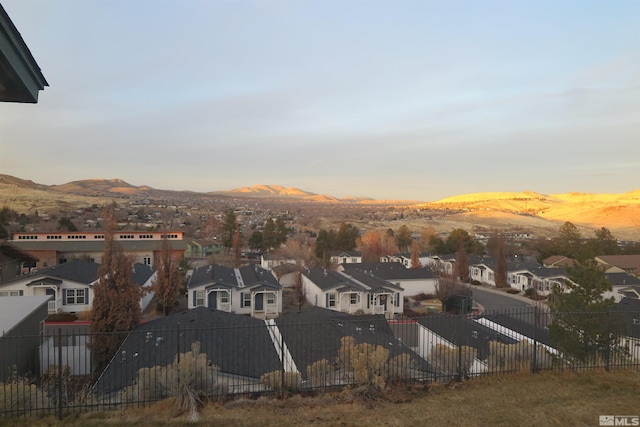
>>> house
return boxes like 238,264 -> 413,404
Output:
9,231 -> 186,270
508,266 -> 572,296
543,255 -> 575,269
302,267 -> 404,318
0,3 -> 48,103
614,297 -> 640,361
416,314 -> 519,376
187,264 -> 282,319
0,260 -> 156,314
260,254 -> 297,271
328,251 -> 362,265
603,273 -> 640,302
0,296 -> 51,381
40,322 -> 92,376
381,252 -> 432,269
471,259 -> 539,287
0,240 -> 39,284
184,237 -> 222,259
274,306 -> 430,383
92,308 -> 283,397
595,255 -> 640,276
339,262 -> 438,297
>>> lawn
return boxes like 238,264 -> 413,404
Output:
3,370 -> 639,427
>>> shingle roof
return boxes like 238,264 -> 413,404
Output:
93,308 -> 282,394
417,315 -> 518,360
21,259 -> 100,285
342,262 -> 438,280
304,268 -> 401,293
188,264 -> 281,290
10,240 -> 187,252
480,312 -> 552,346
605,273 -> 640,287
275,306 -> 429,379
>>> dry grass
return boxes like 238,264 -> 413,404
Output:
4,370 -> 639,426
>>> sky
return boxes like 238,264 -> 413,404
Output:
1,0 -> 639,201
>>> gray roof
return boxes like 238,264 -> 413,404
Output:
275,306 -> 430,379
342,262 -> 437,280
15,259 -> 100,285
93,308 -> 282,394
304,268 -> 402,293
418,315 -> 518,360
606,273 -> 640,287
188,264 -> 281,290
0,296 -> 51,335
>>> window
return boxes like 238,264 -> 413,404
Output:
327,293 -> 336,307
195,290 -> 205,307
65,289 -> 86,305
267,293 -> 275,305
143,257 -> 151,265
350,293 -> 358,305
220,293 -> 229,304
242,293 -> 251,308
0,290 -> 23,297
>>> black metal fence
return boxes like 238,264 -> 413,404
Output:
1,307 -> 639,418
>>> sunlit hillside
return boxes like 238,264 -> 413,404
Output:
415,190 -> 640,240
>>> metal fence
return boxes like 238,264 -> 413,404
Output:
1,307 -> 639,418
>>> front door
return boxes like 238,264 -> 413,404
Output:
255,293 -> 264,311
379,294 -> 388,311
208,291 -> 217,309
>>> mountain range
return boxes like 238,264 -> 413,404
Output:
1,175 -> 638,240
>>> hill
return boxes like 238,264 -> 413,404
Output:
413,190 -> 640,240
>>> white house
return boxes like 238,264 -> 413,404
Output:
187,264 -> 282,319
329,251 -> 362,265
508,266 -> 573,296
302,267 -> 404,318
0,260 -> 156,314
260,254 -> 297,271
339,262 -> 438,297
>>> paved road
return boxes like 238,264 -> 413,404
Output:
471,286 -> 537,313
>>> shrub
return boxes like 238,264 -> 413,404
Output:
505,288 -> 520,294
0,379 -> 51,414
336,336 -> 390,391
306,359 -> 334,387
427,344 -> 477,380
384,354 -> 417,382
470,280 -> 482,286
260,371 -> 301,391
46,313 -> 78,322
486,341 -> 554,372
119,342 -> 222,421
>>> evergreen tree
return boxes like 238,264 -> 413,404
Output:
221,210 -> 237,252
548,259 -> 625,364
335,222 -> 359,251
262,218 -> 277,252
395,225 -> 412,252
90,209 -> 142,367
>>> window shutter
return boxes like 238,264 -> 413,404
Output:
367,294 -> 370,308
240,292 -> 244,308
192,291 -> 196,307
325,293 -> 329,308
19,290 -> 24,296
395,292 -> 400,307
62,289 -> 67,305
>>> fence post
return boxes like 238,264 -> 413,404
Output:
280,324 -> 285,399
605,310 -> 610,372
57,328 -> 63,420
457,312 -> 463,382
532,307 -> 538,374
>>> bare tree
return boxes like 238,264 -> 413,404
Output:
454,243 -> 469,282
152,236 -> 183,316
410,240 -> 422,268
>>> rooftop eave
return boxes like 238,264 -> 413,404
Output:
0,4 -> 48,103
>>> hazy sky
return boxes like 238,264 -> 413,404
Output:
1,1 -> 639,201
